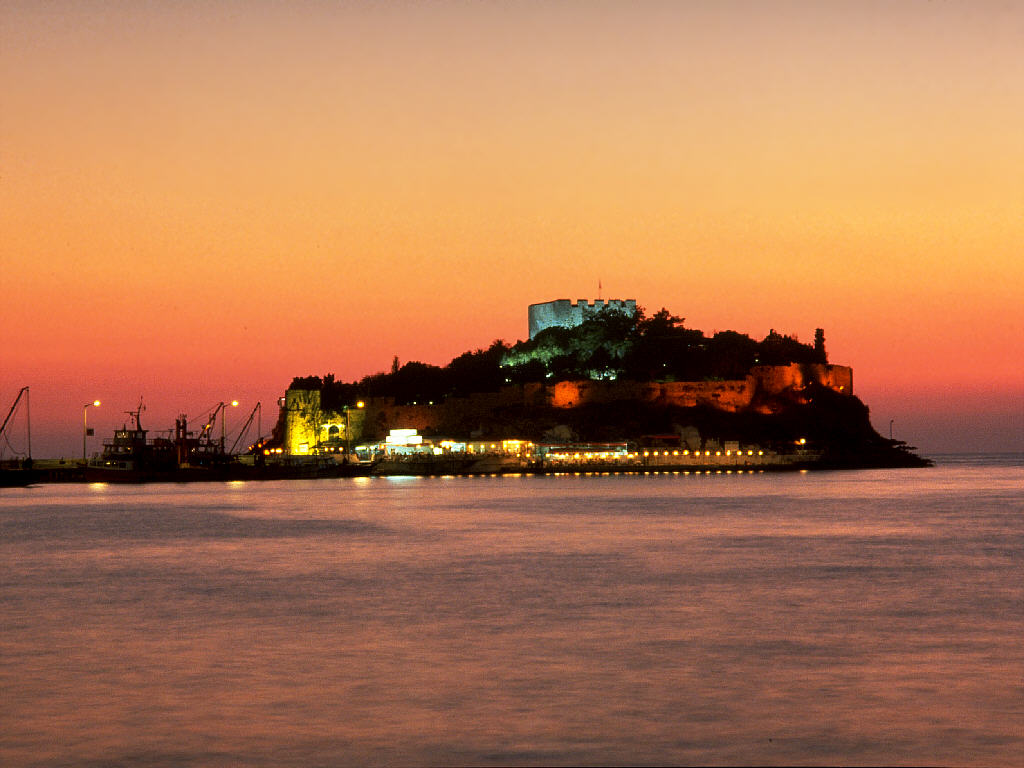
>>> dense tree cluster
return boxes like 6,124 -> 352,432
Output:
290,308 -> 827,406
501,308 -> 825,383
291,340 -> 511,408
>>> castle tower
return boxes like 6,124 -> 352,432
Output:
528,298 -> 637,340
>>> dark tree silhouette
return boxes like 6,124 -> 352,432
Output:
814,328 -> 827,363
289,306 -> 822,401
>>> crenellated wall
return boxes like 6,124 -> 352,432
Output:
528,298 -> 637,339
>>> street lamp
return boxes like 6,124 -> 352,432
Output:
222,400 -> 239,452
83,400 -> 100,462
344,401 -> 365,458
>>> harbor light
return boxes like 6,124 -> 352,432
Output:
344,402 -> 365,455
221,400 -> 239,449
82,400 -> 101,462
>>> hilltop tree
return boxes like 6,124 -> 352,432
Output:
757,330 -> 818,366
447,340 -> 509,396
707,331 -> 759,380
622,308 -> 705,380
814,328 -> 827,363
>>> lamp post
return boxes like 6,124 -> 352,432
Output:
83,400 -> 100,462
889,419 -> 895,441
344,401 -> 365,458
222,400 -> 239,453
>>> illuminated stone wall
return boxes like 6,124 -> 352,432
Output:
549,378 -> 756,412
284,389 -> 321,454
286,364 -> 853,446
284,389 -> 369,455
750,363 -> 853,396
528,298 -> 637,340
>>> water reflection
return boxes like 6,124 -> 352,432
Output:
1,460 -> 1021,766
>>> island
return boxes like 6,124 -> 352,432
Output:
272,299 -> 929,473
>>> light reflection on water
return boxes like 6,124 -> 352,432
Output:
1,456 -> 1021,766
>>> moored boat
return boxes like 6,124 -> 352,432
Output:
84,402 -> 374,483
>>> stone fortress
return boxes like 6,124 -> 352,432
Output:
283,300 -> 853,455
529,298 -> 637,340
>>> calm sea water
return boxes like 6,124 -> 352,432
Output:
2,455 -> 1021,767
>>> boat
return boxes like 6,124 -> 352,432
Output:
86,401 -> 244,482
85,401 -> 374,483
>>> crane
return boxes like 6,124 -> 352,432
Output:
229,402 -> 262,455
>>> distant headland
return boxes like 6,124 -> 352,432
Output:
278,299 -> 930,471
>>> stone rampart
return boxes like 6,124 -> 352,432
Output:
284,364 -> 854,448
750,363 -> 853,395
547,378 -> 755,411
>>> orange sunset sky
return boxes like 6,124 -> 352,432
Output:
2,0 -> 1022,457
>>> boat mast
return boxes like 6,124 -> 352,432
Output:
0,386 -> 30,459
